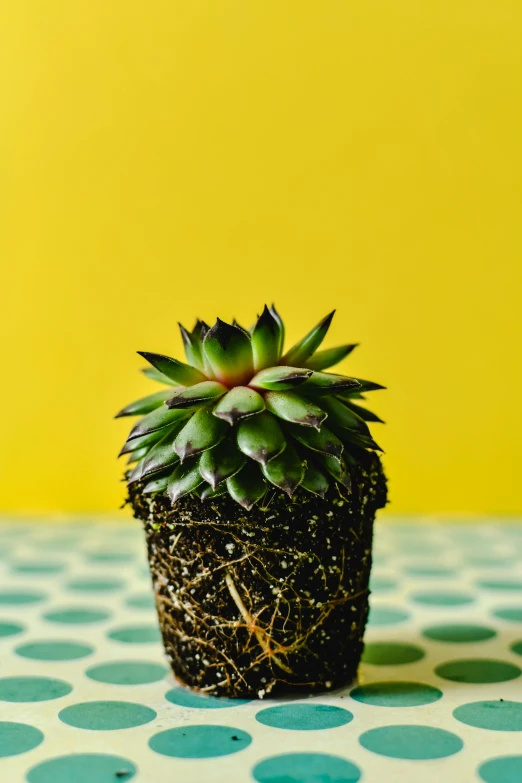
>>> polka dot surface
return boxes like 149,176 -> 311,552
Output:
359,724 -> 464,759
0,517 -> 521,782
252,753 -> 361,783
149,724 -> 252,758
362,642 -> 425,665
0,676 -> 72,702
351,681 -> 442,707
16,640 -> 94,660
0,722 -> 44,757
107,624 -> 161,643
435,659 -> 521,684
454,700 -> 522,731
87,661 -> 167,685
479,756 -> 522,783
59,700 -> 156,730
255,703 -> 353,730
26,753 -> 136,783
43,607 -> 111,624
166,687 -> 250,708
423,623 -> 497,643
493,607 -> 522,624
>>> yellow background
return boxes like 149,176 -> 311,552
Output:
1,1 -> 521,515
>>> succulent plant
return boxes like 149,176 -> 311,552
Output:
117,306 -> 384,510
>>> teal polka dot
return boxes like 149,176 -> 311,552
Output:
511,641 -> 522,656
86,552 -> 135,563
411,591 -> 474,606
493,608 -> 522,624
405,567 -> 456,578
16,640 -> 94,661
454,700 -> 522,731
59,700 -> 156,730
26,753 -> 136,783
362,642 -> 425,665
0,590 -> 46,605
370,576 -> 397,592
87,661 -> 167,685
253,753 -> 361,783
255,704 -> 353,730
166,687 -> 250,708
467,556 -> 515,568
149,724 -> 252,758
478,580 -> 522,591
0,621 -> 24,638
126,593 -> 155,610
66,578 -> 124,592
11,562 -> 65,575
351,681 -> 442,707
108,625 -> 161,643
0,676 -> 72,702
479,756 -> 522,783
359,724 -> 463,759
43,608 -> 111,624
423,624 -> 497,643
436,659 -> 521,684
0,722 -> 44,757
36,538 -> 80,551
368,607 -> 410,626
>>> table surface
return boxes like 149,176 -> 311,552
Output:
0,517 -> 521,783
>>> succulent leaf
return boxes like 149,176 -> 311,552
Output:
203,319 -> 254,386
120,305 -> 384,507
300,463 -> 329,498
226,462 -> 267,510
337,379 -> 386,395
139,430 -> 181,480
126,405 -> 189,443
165,381 -> 228,409
179,323 -> 204,371
141,366 -> 179,385
213,386 -> 265,426
119,425 -> 176,456
251,305 -> 281,371
168,460 -> 205,503
269,304 -> 285,357
320,397 -> 371,436
281,310 -> 335,366
286,422 -> 343,461
174,407 -> 228,461
261,443 -> 304,496
199,439 -> 246,489
115,389 -> 175,418
264,391 -> 327,430
200,482 -> 228,500
301,372 -> 361,394
343,400 -> 384,423
237,411 -> 286,466
126,446 -> 149,464
249,366 -> 312,391
142,475 -> 169,494
304,344 -> 358,371
138,351 -> 207,386
341,430 -> 383,452
317,453 -> 352,490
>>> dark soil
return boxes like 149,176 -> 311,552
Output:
128,452 -> 387,699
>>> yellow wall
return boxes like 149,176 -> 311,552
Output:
1,1 -> 521,515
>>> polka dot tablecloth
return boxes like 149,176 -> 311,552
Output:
0,517 -> 521,783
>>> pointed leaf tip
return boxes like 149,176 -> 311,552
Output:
138,351 -> 207,386
281,310 -> 335,366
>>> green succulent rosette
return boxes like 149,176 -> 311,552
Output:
117,306 -> 385,510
